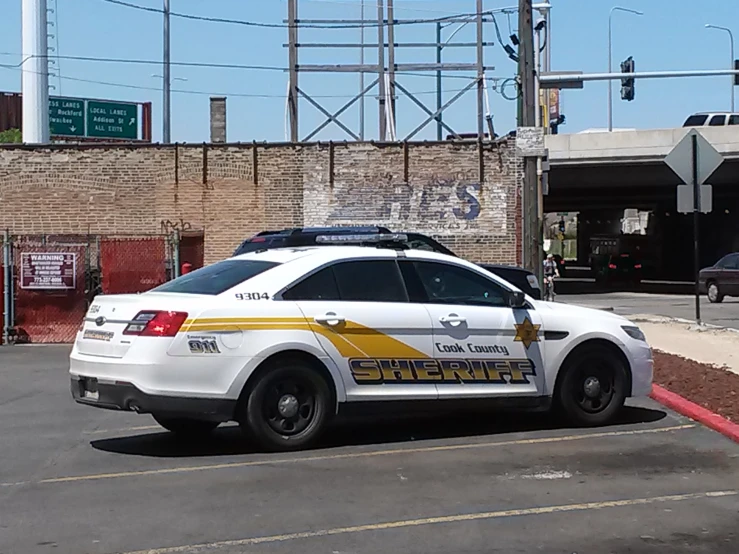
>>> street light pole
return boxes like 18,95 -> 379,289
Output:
705,24 -> 735,112
608,6 -> 643,132
163,0 -> 171,143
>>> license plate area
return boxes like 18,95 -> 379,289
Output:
79,377 -> 99,400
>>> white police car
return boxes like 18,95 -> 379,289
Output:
70,234 -> 653,451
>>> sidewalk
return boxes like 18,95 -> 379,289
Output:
629,314 -> 739,376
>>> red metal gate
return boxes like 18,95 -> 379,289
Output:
100,237 -> 169,294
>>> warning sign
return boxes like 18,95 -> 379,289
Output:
20,252 -> 76,290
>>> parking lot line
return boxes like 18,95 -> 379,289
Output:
119,490 -> 737,554
2,424 -> 691,488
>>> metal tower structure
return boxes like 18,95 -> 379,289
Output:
21,0 -> 50,143
285,0 -> 499,143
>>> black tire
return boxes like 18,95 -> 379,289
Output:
151,415 -> 220,437
707,281 -> 724,303
238,361 -> 331,452
555,345 -> 628,427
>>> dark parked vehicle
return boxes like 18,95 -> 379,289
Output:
233,227 -> 542,299
699,252 -> 739,303
589,234 -> 645,286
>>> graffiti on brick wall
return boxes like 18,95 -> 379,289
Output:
303,178 -> 508,235
160,218 -> 193,235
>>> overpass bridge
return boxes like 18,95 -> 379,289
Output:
542,126 -> 739,280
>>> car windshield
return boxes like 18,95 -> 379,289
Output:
151,259 -> 280,295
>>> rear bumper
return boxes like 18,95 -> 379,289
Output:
70,375 -> 236,422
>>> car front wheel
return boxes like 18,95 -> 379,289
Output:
555,345 -> 628,427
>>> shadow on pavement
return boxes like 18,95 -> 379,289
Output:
90,405 -> 667,459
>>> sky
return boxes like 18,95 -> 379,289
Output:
0,0 -> 737,143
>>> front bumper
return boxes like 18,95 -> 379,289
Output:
70,376 -> 236,422
628,342 -> 654,397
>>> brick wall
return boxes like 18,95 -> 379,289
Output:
0,140 -> 523,264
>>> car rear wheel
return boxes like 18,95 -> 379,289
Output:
151,415 -> 220,437
555,345 -> 628,427
239,362 -> 331,452
707,281 -> 723,303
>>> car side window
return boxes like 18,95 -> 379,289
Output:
282,267 -> 340,301
684,114 -> 708,126
729,115 -> 739,125
724,255 -> 739,270
332,260 -> 408,302
409,260 -> 508,307
709,115 -> 726,126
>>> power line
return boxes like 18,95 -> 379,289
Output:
0,63 -> 496,100
0,52 -> 516,83
98,0 -> 493,29
0,53 -> 287,73
280,0 -> 471,15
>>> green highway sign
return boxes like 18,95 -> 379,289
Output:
48,96 -> 141,140
49,97 -> 84,137
86,100 -> 138,140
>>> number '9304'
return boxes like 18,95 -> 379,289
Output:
235,292 -> 270,301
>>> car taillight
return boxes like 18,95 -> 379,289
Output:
123,311 -> 188,337
608,263 -> 617,269
634,264 -> 642,269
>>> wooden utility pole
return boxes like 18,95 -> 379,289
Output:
518,0 -> 540,277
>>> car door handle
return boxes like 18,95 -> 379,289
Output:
439,314 -> 466,324
314,313 -> 345,326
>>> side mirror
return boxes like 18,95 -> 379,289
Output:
508,291 -> 527,308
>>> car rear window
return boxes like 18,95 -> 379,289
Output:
151,260 -> 280,295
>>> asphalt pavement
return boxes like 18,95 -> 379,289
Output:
558,291 -> 739,329
2,346 -> 739,554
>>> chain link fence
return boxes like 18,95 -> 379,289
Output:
1,231 -> 198,344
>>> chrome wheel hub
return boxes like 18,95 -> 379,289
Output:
583,376 -> 602,399
277,394 -> 299,418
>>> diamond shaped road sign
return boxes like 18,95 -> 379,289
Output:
665,128 -> 724,186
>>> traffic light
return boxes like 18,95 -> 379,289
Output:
735,59 -> 739,86
558,219 -> 566,233
620,56 -> 635,101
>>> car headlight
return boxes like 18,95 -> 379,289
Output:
621,325 -> 646,342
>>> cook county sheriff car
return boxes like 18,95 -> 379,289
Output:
70,233 -> 653,452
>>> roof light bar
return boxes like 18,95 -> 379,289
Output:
315,233 -> 408,244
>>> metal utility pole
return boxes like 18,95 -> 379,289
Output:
533,2 -> 551,125
705,24 -> 735,112
288,0 -> 299,141
519,0 -> 541,278
163,0 -> 171,143
377,0 -> 387,140
359,0 -> 365,140
436,22 -> 443,140
21,0 -> 50,144
476,0 -> 484,138
387,0 -> 396,127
